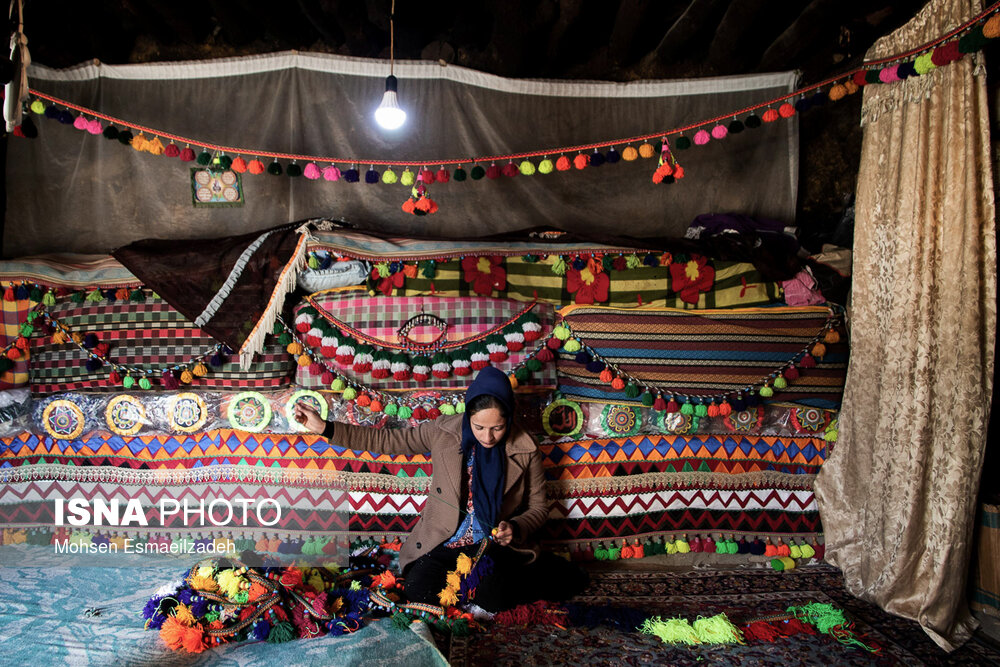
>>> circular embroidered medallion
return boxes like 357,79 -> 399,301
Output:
542,399 -> 584,438
790,407 -> 829,433
286,390 -> 328,432
602,404 -> 640,436
723,406 -> 764,433
658,411 -> 697,435
168,392 -> 208,433
42,399 -> 86,440
105,395 -> 146,436
227,392 -> 272,433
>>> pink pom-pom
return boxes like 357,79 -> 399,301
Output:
879,65 -> 900,83
711,125 -> 728,140
73,116 -> 89,131
87,119 -> 103,135
693,130 -> 711,145
322,165 -> 341,181
303,162 -> 321,180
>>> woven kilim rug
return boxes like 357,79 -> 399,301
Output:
445,564 -> 1000,666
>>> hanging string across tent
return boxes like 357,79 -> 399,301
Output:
13,2 -> 1000,199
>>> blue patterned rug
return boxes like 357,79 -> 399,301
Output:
0,563 -> 448,666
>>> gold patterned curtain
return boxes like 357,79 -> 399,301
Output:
814,0 -> 996,651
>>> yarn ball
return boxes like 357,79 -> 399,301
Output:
286,163 -> 303,178
486,164 -> 501,179
931,40 -> 962,67
400,168 -> 415,186
537,158 -> 554,174
470,165 -> 486,180
622,146 -> 639,161
30,99 -> 45,114
711,125 -> 728,140
843,79 -> 860,94
761,108 -> 779,123
693,130 -> 710,145
638,143 -> 655,158
727,119 -> 745,134
436,167 -> 450,182
864,69 -> 881,84
605,147 -> 621,163
246,159 -> 264,175
501,162 -> 519,177
777,102 -> 795,118
196,150 -> 213,166
745,114 -> 762,129
267,161 -> 284,176
453,167 -> 468,181
674,136 -> 692,150
852,70 -> 869,87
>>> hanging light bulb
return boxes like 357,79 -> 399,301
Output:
374,0 -> 406,130
375,74 -> 406,130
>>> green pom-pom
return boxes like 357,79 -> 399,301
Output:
384,403 -> 399,416
563,339 -> 582,353
397,405 -> 413,419
514,367 -> 530,382
267,620 -> 296,643
217,155 -> 233,170
307,255 -> 320,269
680,402 -> 694,415
272,322 -> 284,335
553,325 -> 571,341
138,377 -> 152,390
196,150 -> 212,166
42,291 -> 56,307
376,262 -> 391,278
382,168 -> 398,184
692,613 -> 743,644
526,358 -> 542,372
440,403 -> 456,415
28,286 -> 42,302
641,392 -> 655,407
552,257 -> 567,275
342,387 -> 358,401
537,158 -> 554,174
455,401 -> 465,414
267,161 -> 283,176
400,169 -> 415,186
602,255 -> 615,273
470,165 -> 486,180
824,429 -> 838,442
625,254 -> 642,269
70,291 -> 85,304
331,377 -> 346,391
624,383 -> 640,399
694,404 -> 708,418
675,136 -> 692,150
641,617 -> 701,645
129,289 -> 145,302
277,332 -> 293,346
418,260 -> 436,279
19,323 -> 33,337
594,545 -> 609,560
26,311 -> 38,323
86,289 -> 103,303
30,99 -> 45,114
122,375 -> 134,389
759,385 -> 774,398
518,160 -> 536,175
453,167 -> 467,181
773,376 -> 788,390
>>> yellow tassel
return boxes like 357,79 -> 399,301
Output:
297,354 -> 312,367
287,342 -> 304,355
455,553 -> 472,575
180,369 -> 194,384
445,571 -> 461,591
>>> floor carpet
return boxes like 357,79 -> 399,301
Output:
445,564 -> 1000,666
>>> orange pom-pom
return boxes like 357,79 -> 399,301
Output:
638,143 -> 655,158
828,84 -> 847,101
297,354 -> 311,367
599,368 -> 613,383
6,347 -> 20,360
115,288 -> 129,300
247,159 -> 265,175
286,342 -> 303,355
402,199 -> 416,214
673,165 -> 685,179
762,108 -> 779,123
180,369 -> 193,384
824,329 -> 840,344
192,363 -> 208,377
415,197 -> 432,213
573,153 -> 588,170
555,155 -> 571,171
811,342 -> 827,358
778,102 -> 795,118
369,399 -> 383,413
356,394 -> 372,407
159,616 -> 187,650
622,146 -> 639,161
182,625 -> 207,653
984,15 -> 1000,39
231,157 -> 248,173
611,376 -> 625,391
508,374 -> 519,389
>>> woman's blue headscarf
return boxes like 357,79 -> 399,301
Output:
461,366 -> 513,531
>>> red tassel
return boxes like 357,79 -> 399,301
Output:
653,395 -> 667,411
784,366 -> 800,381
179,147 -> 196,162
412,406 -> 428,420
321,371 -> 334,385
427,407 -> 442,420
309,362 -> 324,376
164,143 -> 180,158
486,164 -> 501,179
436,167 -> 450,183
356,394 -> 372,408
535,347 -> 555,363
599,368 -> 613,384
665,399 -> 679,413
393,370 -> 412,381
3,286 -> 14,301
718,401 -> 732,416
506,340 -> 524,352
501,162 -> 519,177
799,354 -> 816,368
420,168 -> 435,184
707,403 -> 719,417
546,337 -> 562,350
611,376 -> 625,391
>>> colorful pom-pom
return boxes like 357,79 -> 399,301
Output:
675,135 -> 692,150
828,84 -> 847,101
519,160 -> 536,175
436,167 -> 450,183
711,125 -> 728,140
537,158 -> 554,174
322,165 -> 341,181
555,155 -> 571,171
762,108 -> 779,123
304,162 -> 321,179
693,130 -> 710,145
248,159 -> 266,175
778,102 -> 795,118
622,146 -> 639,161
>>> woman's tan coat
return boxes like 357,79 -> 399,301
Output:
329,414 -> 549,571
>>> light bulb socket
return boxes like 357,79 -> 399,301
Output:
384,75 -> 398,93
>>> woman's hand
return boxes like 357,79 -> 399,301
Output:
293,403 -> 326,435
493,521 -> 514,547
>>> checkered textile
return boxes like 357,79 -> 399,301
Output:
0,298 -> 31,389
30,295 -> 295,396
